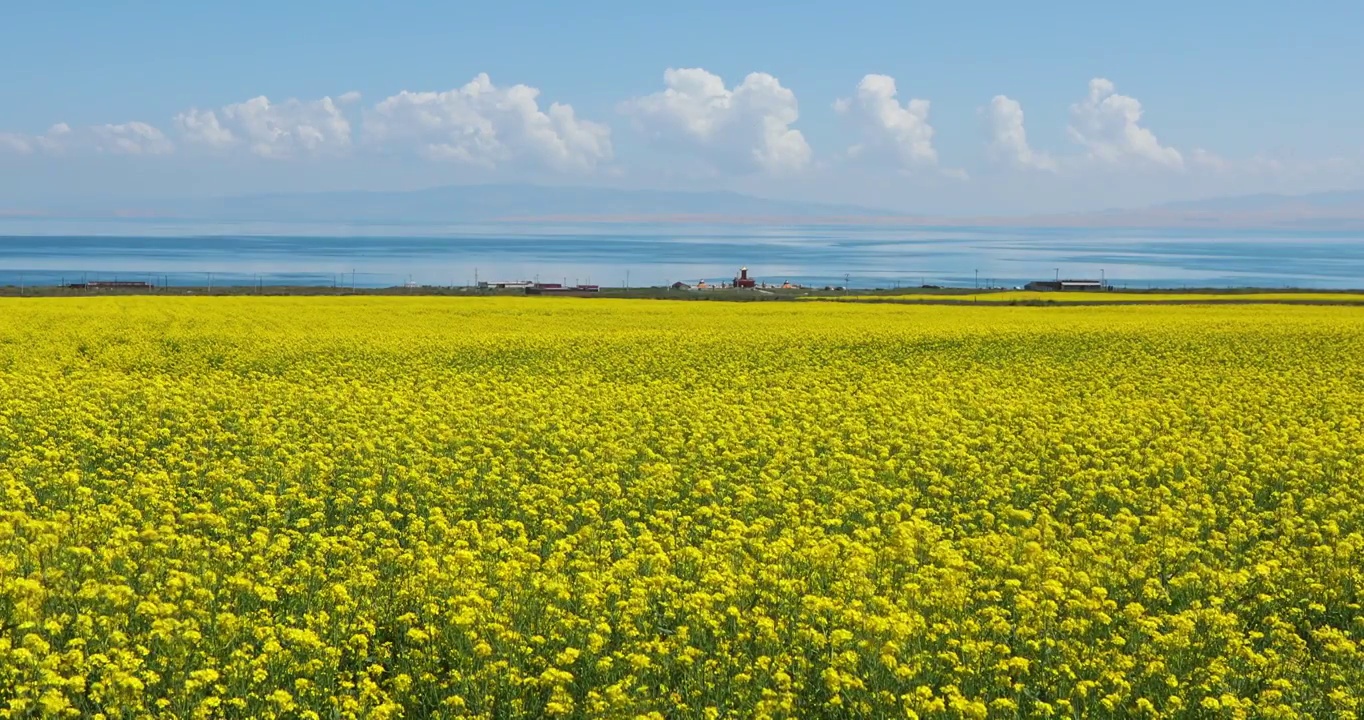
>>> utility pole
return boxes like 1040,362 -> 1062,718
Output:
207,272 -> 213,293
974,269 -> 978,289
625,269 -> 630,290
1054,268 -> 1060,282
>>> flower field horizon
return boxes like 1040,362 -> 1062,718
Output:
805,291 -> 1364,304
1,297 -> 1362,718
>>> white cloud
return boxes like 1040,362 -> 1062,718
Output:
1068,78 -> 1183,169
0,121 -> 169,156
0,136 -> 33,155
364,73 -> 612,172
225,96 -> 351,158
1186,148 -> 1361,185
987,95 -> 1057,171
37,123 -> 72,153
176,95 -> 352,158
0,132 -> 33,154
174,109 -> 235,148
835,74 -> 962,178
620,68 -> 811,175
337,91 -> 362,105
0,123 -> 71,154
1190,148 -> 1229,172
92,122 -> 174,155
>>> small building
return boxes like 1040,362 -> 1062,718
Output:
1025,279 -> 1105,292
671,281 -> 691,290
68,280 -> 153,290
524,283 -> 600,295
478,280 -> 534,290
734,267 -> 756,289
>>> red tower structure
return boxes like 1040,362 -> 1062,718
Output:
734,266 -> 756,288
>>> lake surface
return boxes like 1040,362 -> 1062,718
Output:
2,219 -> 1362,289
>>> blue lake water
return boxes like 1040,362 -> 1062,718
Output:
1,219 -> 1362,289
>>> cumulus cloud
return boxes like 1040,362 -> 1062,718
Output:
364,73 -> 612,172
0,123 -> 72,154
987,95 -> 1057,171
1185,148 -> 1361,184
175,95 -> 352,158
0,121 -> 170,156
1189,148 -> 1230,172
174,109 -> 234,148
834,74 -> 960,178
620,68 -> 811,175
1068,78 -> 1182,169
92,122 -> 174,155
37,123 -> 72,152
0,133 -> 32,154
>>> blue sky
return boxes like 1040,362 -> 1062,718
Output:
2,0 -> 1362,214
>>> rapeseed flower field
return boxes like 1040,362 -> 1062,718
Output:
1,297 -> 1361,719
811,291 -> 1364,304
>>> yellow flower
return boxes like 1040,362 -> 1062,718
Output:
1,297 -> 1361,718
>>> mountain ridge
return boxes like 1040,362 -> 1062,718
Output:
10,185 -> 1364,228
128,184 -> 894,222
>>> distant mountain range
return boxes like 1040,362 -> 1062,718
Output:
1059,190 -> 1364,229
14,185 -> 1364,228
105,185 -> 887,223
1153,190 -> 1364,213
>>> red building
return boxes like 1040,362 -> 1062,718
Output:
734,266 -> 756,288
